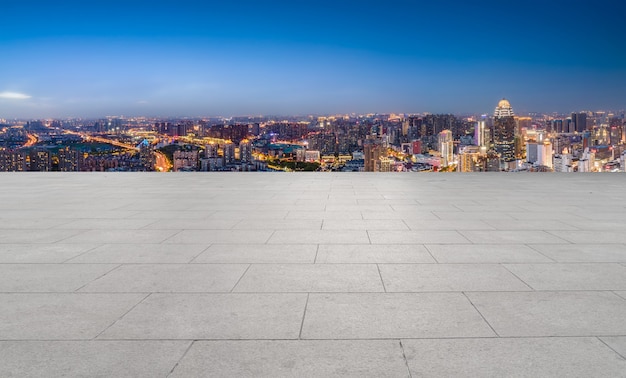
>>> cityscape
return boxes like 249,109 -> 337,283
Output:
3,1 -> 626,376
1,99 -> 625,172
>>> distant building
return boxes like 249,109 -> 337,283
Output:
173,150 -> 198,171
572,112 -> 588,133
438,130 -> 453,167
458,146 -> 481,172
57,147 -> 83,172
363,137 -> 383,172
0,150 -> 27,171
28,149 -> 51,171
223,143 -> 235,165
239,140 -> 253,162
493,99 -> 516,166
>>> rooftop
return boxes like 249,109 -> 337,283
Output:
1,172 -> 626,377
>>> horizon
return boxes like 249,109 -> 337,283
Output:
1,1 -> 625,118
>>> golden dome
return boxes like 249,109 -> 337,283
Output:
498,99 -> 511,108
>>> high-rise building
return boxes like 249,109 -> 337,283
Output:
572,112 -> 588,133
28,148 -> 51,171
493,99 -> 516,165
458,146 -> 481,172
223,143 -> 235,165
57,147 -> 83,172
475,119 -> 487,148
438,130 -> 453,167
363,136 -> 383,172
239,140 -> 253,162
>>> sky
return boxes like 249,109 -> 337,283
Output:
1,0 -> 625,118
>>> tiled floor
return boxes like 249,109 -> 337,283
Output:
1,173 -> 626,377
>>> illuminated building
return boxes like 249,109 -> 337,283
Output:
379,157 -> 393,172
223,143 -> 235,165
0,150 -> 27,171
58,147 -> 83,172
493,99 -> 516,166
28,148 -> 51,171
438,130 -> 453,167
239,140 -> 252,162
458,146 -> 481,172
363,137 -> 383,172
474,118 -> 487,148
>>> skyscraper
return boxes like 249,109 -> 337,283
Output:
438,130 -> 453,167
571,112 -> 587,133
493,99 -> 516,166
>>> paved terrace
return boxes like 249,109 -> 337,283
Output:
1,173 -> 626,377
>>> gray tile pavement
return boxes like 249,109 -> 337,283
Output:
2,173 -> 626,376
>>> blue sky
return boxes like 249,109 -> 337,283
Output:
1,0 -> 625,118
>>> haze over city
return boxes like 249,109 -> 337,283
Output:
2,0 -> 625,118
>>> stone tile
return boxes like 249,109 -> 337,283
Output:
233,264 -> 383,292
433,211 -> 516,220
322,219 -> 409,231
600,336 -> 626,359
0,293 -> 146,339
80,264 -> 248,293
234,219 -> 323,230
379,264 -> 530,292
316,244 -> 435,263
0,244 -> 99,263
0,218 -> 70,230
163,230 -> 273,244
61,230 -> 180,244
368,230 -> 468,244
53,219 -> 157,230
209,210 -> 288,220
301,293 -> 495,339
549,231 -> 626,244
404,219 -> 495,230
504,263 -> 626,290
403,337 -> 626,377
0,341 -> 190,378
361,211 -> 438,220
193,244 -> 316,263
507,211 -> 585,221
0,264 -> 117,292
459,230 -> 567,244
561,220 -> 626,231
100,293 -> 306,339
466,291 -> 626,336
0,229 -> 86,244
55,210 -> 142,219
141,218 -> 240,230
129,210 -> 213,219
426,244 -> 552,263
482,219 -> 579,231
268,230 -> 369,244
67,243 -> 208,263
530,244 -> 626,262
171,340 -> 408,378
325,204 -> 392,212
285,211 -> 363,220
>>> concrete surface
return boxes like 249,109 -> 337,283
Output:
1,172 -> 626,377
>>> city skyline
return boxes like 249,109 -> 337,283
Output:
1,0 -> 625,118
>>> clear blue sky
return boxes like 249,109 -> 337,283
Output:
1,0 -> 625,118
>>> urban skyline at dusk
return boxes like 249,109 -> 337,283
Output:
2,0 -> 625,118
